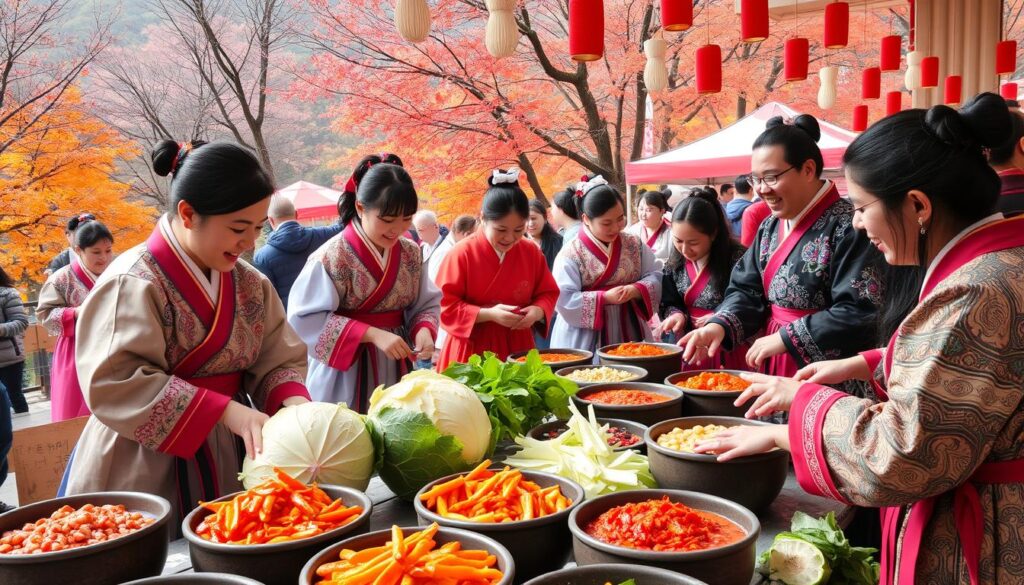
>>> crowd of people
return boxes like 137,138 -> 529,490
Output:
0,92 -> 1021,581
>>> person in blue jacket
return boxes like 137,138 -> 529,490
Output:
254,197 -> 342,306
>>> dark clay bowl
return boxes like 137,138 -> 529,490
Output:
597,342 -> 684,382
645,416 -> 790,512
300,525 -> 515,585
413,469 -> 584,582
0,491 -> 172,585
571,382 -> 683,426
667,370 -> 750,418
568,489 -> 759,585
123,574 -> 265,584
182,485 -> 371,585
522,563 -> 707,585
527,417 -> 649,454
555,364 -> 648,388
508,348 -> 594,369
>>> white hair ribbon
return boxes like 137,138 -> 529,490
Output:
492,168 -> 521,184
574,175 -> 609,198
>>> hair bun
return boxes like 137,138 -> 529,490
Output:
765,114 -> 821,143
151,139 -> 179,177
689,187 -> 718,206
956,92 -> 1013,149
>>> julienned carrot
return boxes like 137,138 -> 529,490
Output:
419,460 -> 572,523
195,467 -> 362,545
315,523 -> 502,585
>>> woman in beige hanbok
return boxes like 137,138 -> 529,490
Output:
60,140 -> 310,524
698,94 -> 1024,584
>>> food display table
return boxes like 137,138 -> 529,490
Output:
162,471 -> 851,584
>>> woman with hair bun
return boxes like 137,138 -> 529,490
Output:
288,162 -> 440,412
37,218 -> 115,422
626,189 -> 673,266
699,93 -> 1024,584
682,114 -> 882,395
60,140 -> 310,523
550,185 -> 582,242
550,176 -> 662,354
435,168 -> 559,369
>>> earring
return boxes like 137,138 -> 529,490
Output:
918,217 -> 926,236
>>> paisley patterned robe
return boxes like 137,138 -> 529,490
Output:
63,218 -> 309,522
792,215 -> 1024,584
37,260 -> 96,421
288,222 -> 440,412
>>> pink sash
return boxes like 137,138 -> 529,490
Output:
763,306 -> 815,377
879,216 -> 1024,585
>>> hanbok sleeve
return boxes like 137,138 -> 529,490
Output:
779,228 -> 882,367
407,267 -> 441,342
287,259 -> 367,372
75,274 -> 232,459
36,276 -> 74,337
660,268 -> 686,319
708,245 -> 768,349
246,277 -> 309,415
553,253 -> 605,331
631,244 -> 662,320
789,283 -> 1024,506
437,247 -> 481,338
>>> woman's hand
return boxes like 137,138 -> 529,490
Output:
655,312 -> 687,337
692,314 -> 713,328
693,424 -> 789,462
602,286 -> 631,305
734,372 -> 803,418
745,332 -> 787,369
511,305 -> 545,330
481,304 -> 523,328
679,323 -> 726,364
366,327 -> 415,360
795,355 -> 872,384
221,402 -> 269,460
413,328 -> 435,362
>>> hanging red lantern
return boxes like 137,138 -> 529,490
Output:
852,105 -> 868,132
861,67 -> 881,100
741,0 -> 769,43
784,38 -> 809,82
823,2 -> 849,49
661,0 -> 692,32
920,56 -> 939,88
880,35 -> 902,71
1002,82 -> 1019,100
944,75 -> 962,105
996,40 -> 1017,76
885,91 -> 902,116
569,0 -> 604,62
696,44 -> 722,94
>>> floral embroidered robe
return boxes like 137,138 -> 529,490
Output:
288,223 -> 440,412
792,215 -> 1024,584
626,219 -> 673,268
63,220 -> 310,522
37,260 -> 95,421
551,229 -> 662,356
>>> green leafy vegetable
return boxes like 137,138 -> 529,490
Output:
617,580 -> 637,585
442,350 -> 578,442
758,511 -> 879,585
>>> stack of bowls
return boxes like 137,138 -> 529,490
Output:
182,485 -> 371,585
645,416 -> 790,512
666,370 -> 749,418
0,491 -> 172,585
597,342 -> 683,383
508,349 -> 593,369
571,382 -> 683,426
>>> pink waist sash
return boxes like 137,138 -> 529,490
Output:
689,307 -> 713,318
184,372 -> 243,398
770,306 -> 816,325
336,309 -> 404,329
882,458 -> 1024,585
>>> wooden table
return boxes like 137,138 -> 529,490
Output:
162,471 -> 850,584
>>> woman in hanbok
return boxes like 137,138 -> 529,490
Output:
626,189 -> 673,267
38,219 -> 114,422
550,186 -> 582,243
288,163 -> 439,412
550,176 -> 662,354
656,190 -> 747,370
62,140 -> 310,522
699,93 -> 1024,584
681,115 -> 881,393
435,168 -> 559,369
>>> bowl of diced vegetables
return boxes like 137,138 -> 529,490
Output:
597,342 -> 684,383
413,462 -> 584,582
527,417 -> 648,454
667,370 -> 750,418
300,523 -> 515,585
644,416 -> 789,512
0,491 -> 172,585
182,471 -> 371,585
508,348 -> 594,369
571,382 -> 684,426
567,489 -> 759,585
555,364 -> 648,387
523,563 -> 707,585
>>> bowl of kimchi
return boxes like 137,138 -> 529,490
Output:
567,489 -> 759,585
597,343 -> 683,384
508,348 -> 594,369
571,382 -> 684,427
667,370 -> 751,418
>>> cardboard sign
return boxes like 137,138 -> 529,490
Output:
10,416 -> 89,504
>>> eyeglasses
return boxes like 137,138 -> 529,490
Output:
853,198 -> 883,214
749,166 -> 795,188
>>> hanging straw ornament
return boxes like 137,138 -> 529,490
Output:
818,66 -> 838,109
485,0 -> 519,58
395,0 -> 431,43
644,38 -> 669,93
905,50 -> 923,90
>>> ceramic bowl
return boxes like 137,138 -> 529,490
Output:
508,349 -> 594,369
555,364 -> 648,387
667,370 -> 750,418
522,563 -> 707,585
571,382 -> 683,426
597,342 -> 684,383
526,417 -> 648,454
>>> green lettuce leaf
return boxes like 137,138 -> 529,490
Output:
369,407 -> 471,500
